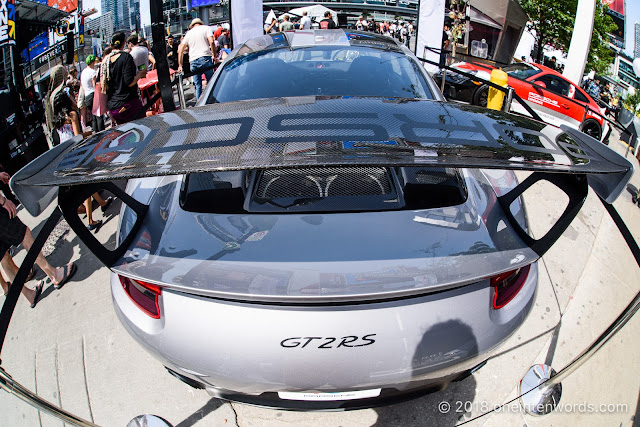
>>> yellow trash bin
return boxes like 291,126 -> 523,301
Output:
487,68 -> 508,111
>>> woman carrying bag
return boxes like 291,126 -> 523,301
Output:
45,65 -> 112,232
97,31 -> 145,125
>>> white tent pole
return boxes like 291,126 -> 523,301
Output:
563,0 -> 595,84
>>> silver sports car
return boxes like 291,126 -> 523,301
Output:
11,30 -> 632,410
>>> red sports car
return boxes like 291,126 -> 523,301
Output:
435,62 -> 607,141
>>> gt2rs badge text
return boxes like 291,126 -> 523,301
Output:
280,334 -> 377,348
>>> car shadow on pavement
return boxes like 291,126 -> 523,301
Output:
373,376 -> 477,426
173,398 -> 225,427
374,319 -> 478,426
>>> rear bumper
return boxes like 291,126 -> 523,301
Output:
201,362 -> 486,411
111,262 -> 537,408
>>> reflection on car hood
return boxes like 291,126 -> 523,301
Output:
112,169 -> 534,303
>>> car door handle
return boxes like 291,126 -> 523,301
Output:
561,103 -> 570,109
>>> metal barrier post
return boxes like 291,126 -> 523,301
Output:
519,195 -> 640,415
0,367 -> 98,426
150,0 -> 176,112
503,87 -> 514,112
177,73 -> 186,110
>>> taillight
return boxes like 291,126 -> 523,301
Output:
491,264 -> 531,309
119,275 -> 162,318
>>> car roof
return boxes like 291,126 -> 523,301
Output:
529,63 -> 576,83
236,30 -> 404,57
526,62 -> 597,103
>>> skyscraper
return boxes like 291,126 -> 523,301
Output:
130,0 -> 141,32
101,0 -> 131,31
635,22 -> 640,58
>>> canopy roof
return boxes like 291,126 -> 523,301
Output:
17,0 -> 70,27
15,0 -> 70,50
287,4 -> 338,24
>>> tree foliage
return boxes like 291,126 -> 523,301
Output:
520,0 -> 617,75
623,91 -> 640,114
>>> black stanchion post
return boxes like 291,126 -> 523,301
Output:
150,0 -> 176,112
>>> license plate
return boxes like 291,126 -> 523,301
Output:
278,388 -> 381,401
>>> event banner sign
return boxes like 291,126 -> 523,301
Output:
0,0 -> 16,47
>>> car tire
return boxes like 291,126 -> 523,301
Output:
579,119 -> 602,141
472,85 -> 489,108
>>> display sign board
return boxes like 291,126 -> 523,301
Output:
32,0 -> 77,13
0,0 -> 16,47
21,32 -> 50,63
191,0 -> 219,7
603,0 -> 625,42
50,11 -> 78,45
32,40 -> 67,69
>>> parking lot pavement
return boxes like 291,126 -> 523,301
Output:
0,131 -> 639,426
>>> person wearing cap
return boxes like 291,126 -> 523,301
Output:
80,54 -> 104,132
179,18 -> 216,100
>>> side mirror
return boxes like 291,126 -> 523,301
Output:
533,80 -> 547,89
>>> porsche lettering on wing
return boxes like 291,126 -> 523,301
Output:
55,104 -> 588,174
280,334 -> 377,348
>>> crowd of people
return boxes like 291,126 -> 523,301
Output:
264,12 -> 415,47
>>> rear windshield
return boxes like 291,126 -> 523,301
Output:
503,63 -> 542,80
207,46 -> 433,103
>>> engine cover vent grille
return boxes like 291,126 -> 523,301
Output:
256,167 -> 391,199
